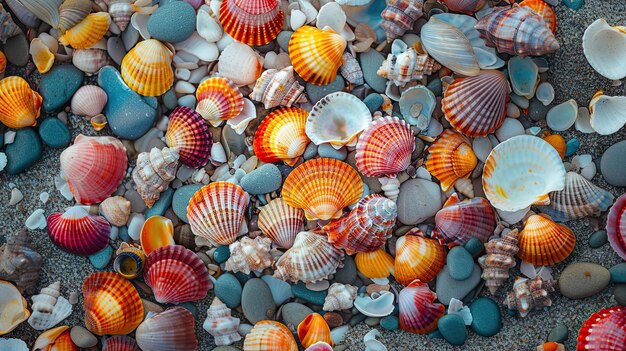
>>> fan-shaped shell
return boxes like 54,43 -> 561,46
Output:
253,107 -> 310,166
102,336 -> 142,351
250,66 -> 308,109
0,76 -> 42,129
219,0 -> 284,46
72,48 -> 110,75
442,0 -> 486,14
58,0 -> 92,33
517,215 -> 575,266
165,106 -> 213,168
588,91 -> 626,135
582,19 -> 626,81
442,70 -> 510,137
421,16 -> 480,76
398,280 -> 445,334
289,26 -> 347,85
195,77 -> 244,127
298,313 -> 333,348
59,12 -> 111,49
82,272 -> 144,336
483,135 -> 566,212
355,117 -> 414,177
34,328 -> 78,351
70,85 -> 108,117
425,129 -> 478,192
121,39 -> 174,97
607,194 -> 626,260
354,247 -> 395,279
394,229 -> 446,285
187,182 -> 250,246
577,306 -> 626,350
282,158 -> 363,220
47,207 -> 110,256
434,195 -> 496,245
136,307 -> 198,351
0,280 -> 29,335
60,135 -> 128,205
519,0 -> 556,33
0,51 -> 6,78
258,198 -> 305,249
243,320 -> 299,351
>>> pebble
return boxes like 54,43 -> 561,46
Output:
261,275 -> 293,306
396,178 -> 442,225
172,184 -> 203,222
609,263 -> 626,284
565,138 -> 580,157
588,230 -> 608,248
39,64 -> 84,113
562,0 -> 584,9
547,323 -> 568,343
364,317 -> 380,327
359,49 -> 387,93
88,245 -> 113,270
495,118 -> 524,142
213,347 -> 240,351
447,247 -> 474,281
427,78 -> 442,96
306,75 -> 345,104
436,264 -> 482,305
469,297 -> 501,337
559,262 -> 610,299
240,164 -> 282,195
363,93 -> 384,113
4,33 -> 29,66
292,282 -> 328,306
213,245 -> 230,264
464,238 -> 484,258
70,326 -> 97,348
303,142 -> 318,160
529,98 -> 551,121
600,141 -> 626,187
281,302 -> 313,331
276,31 -> 293,52
380,315 -> 399,331
214,273 -> 243,308
234,272 -> 251,286
179,302 -> 198,317
4,128 -> 42,175
147,1 -> 196,43
241,278 -> 276,324
145,187 -> 174,218
238,323 -> 254,337
318,144 -> 348,161
163,88 -> 178,110
38,117 -> 71,148
324,312 -> 343,328
438,314 -> 467,346
615,284 -> 626,305
510,93 -> 529,109
334,255 -> 357,285
118,226 -> 131,242
349,313 -> 367,326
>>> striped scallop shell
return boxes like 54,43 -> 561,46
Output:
425,129 -> 478,192
187,182 -> 250,246
399,279 -> 445,334
250,66 -> 308,109
434,194 -> 497,246
121,39 -> 174,97
47,206 -> 110,256
394,229 -> 446,285
289,26 -> 347,85
219,0 -> 284,46
135,307 -> 198,351
519,0 -> 557,33
282,158 -> 363,220
518,214 -> 576,266
165,106 -> 212,168
354,247 -> 395,279
273,231 -> 344,283
442,70 -> 510,137
421,16 -> 480,76
253,107 -> 309,166
355,116 -> 414,177
144,245 -> 211,305
607,194 -> 626,260
483,135 -> 566,212
195,77 -> 244,127
60,135 -> 128,205
243,320 -> 299,351
58,0 -> 92,33
258,197 -> 305,249
59,12 -> 110,49
82,272 -> 144,336
102,336 -> 141,351
442,0 -> 486,14
298,313 -> 333,349
0,76 -> 42,129
70,85 -> 108,117
577,306 -> 626,351
34,328 -> 78,351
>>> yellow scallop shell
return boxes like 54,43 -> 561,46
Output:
121,39 -> 174,97
0,76 -> 42,129
288,26 -> 347,85
59,12 -> 111,49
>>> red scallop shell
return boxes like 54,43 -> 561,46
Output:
165,106 -> 212,168
434,194 -> 496,246
398,279 -> 445,334
47,206 -> 111,256
102,336 -> 141,351
219,0 -> 284,46
607,194 -> 626,260
577,306 -> 626,350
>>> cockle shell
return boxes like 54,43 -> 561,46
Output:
442,0 -> 486,14
517,215 -> 576,266
27,281 -> 72,330
519,0 -> 556,33
0,230 -> 42,294
479,229 -> 520,295
218,41 -> 264,86
398,280 -> 445,334
298,313 -> 334,348
164,106 -> 212,168
607,194 -> 626,260
582,19 -> 626,80
203,297 -> 241,346
72,49 -> 110,75
0,51 -> 6,78
323,283 -> 358,311
219,0 -> 284,46
195,77 -> 244,127
29,38 -> 54,74
381,0 -> 424,43
121,39 -> 174,97
102,336 -> 142,351
100,196 -> 131,227
132,147 -> 179,208
187,182 -> 250,246
225,236 -> 274,274
442,70 -> 510,137
421,17 -> 480,76
253,107 -> 310,166
434,194 -> 496,246
58,0 -> 92,33
59,12 -> 111,49
47,207 -> 111,256
289,26 -> 347,85
82,272 -> 144,335
243,320 -> 299,351
0,280 -> 29,335
33,327 -> 78,351
483,135 -> 566,212
588,91 -> 626,135
0,76 -> 42,129
377,48 -> 440,87
250,66 -> 308,109
505,276 -> 556,317
341,52 -> 364,85
543,134 -> 566,159
282,158 -> 363,220
354,247 -> 395,279
394,229 -> 446,285
577,306 -> 626,351
425,129 -> 478,192
70,85 -> 108,117
136,307 -> 198,351
258,198 -> 305,249
274,231 -> 344,283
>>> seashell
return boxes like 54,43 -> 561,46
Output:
250,66 -> 308,109
442,70 -> 510,137
474,4 -> 559,56
100,196 -> 131,227
0,3 -> 24,44
306,92 -> 372,149
538,172 -> 614,222
306,342 -> 334,351
536,82 -> 555,106
542,134 -> 565,159
121,39 -> 174,97
482,135 -> 566,212
27,281 -> 72,330
341,52 -> 364,85
203,297 -> 241,346
140,216 -> 175,255
82,272 -> 144,335
434,194 -> 496,246
505,276 -> 556,317
219,0 -> 284,46
298,313 -> 334,348
398,279 -> 445,334
0,51 -> 5,78
224,236 -> 274,274
34,327 -> 78,350
258,198 -> 305,249
113,243 -> 146,280
425,129 -> 478,191
377,48 -> 440,87
47,207 -> 111,256
132,147 -> 179,208
0,76 -> 43,129
59,12 -> 111,49
316,2 -> 354,41
421,17 -> 480,76
164,106 -> 212,168
355,116 -> 414,177
577,306 -> 626,351
102,336 -> 142,351
0,338 -> 27,351
354,247 -> 394,279
218,42 -> 264,86
442,0 -> 486,14
195,77 -> 244,127
394,229 -> 446,285
282,158 -> 363,220
243,320 -> 299,351
136,307 -> 198,351
323,283 -> 358,311
70,85 -> 108,117
582,19 -> 626,80
289,26 -> 347,85
354,291 -> 395,317
398,85 -> 437,128
253,107 -> 309,166
0,280 -> 29,335
144,245 -> 211,304
274,231 -> 344,283
478,229 -> 519,295
517,215 -> 575,266
508,56 -> 538,99
187,182 -> 250,246
588,91 -> 626,135
58,0 -> 92,33
109,1 -> 135,32
381,0 -> 424,43
29,38 -> 55,74
519,0 -> 556,33
5,0 -> 39,29
607,194 -> 626,260
72,48 -> 110,74
324,195 -> 396,255
0,230 -> 42,294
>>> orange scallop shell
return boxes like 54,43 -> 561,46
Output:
517,214 -> 576,266
394,229 -> 446,285
289,26 -> 347,85
140,215 -> 175,255
59,12 -> 111,49
121,39 -> 174,97
37,329 -> 79,351
543,134 -> 566,159
398,280 -> 445,334
102,336 -> 141,351
258,197 -> 305,249
243,320 -> 299,351
519,0 -> 557,33
298,313 -> 334,349
0,51 -> 6,77
425,129 -> 477,191
219,0 -> 284,46
0,76 -> 42,129
195,77 -> 244,126
253,107 -> 310,166
354,247 -> 395,279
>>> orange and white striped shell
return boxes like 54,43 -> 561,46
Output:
47,206 -> 111,256
121,39 -> 174,97
219,0 -> 284,46
253,107 -> 309,166
59,12 -> 111,49
354,247 -> 395,279
425,129 -> 477,192
195,77 -> 244,127
298,313 -> 333,349
250,66 -> 308,109
394,229 -> 446,285
258,197 -> 305,249
607,194 -> 626,260
398,280 -> 445,334
82,272 -> 144,336
0,76 -> 42,129
518,215 -> 576,266
355,116 -> 414,177
135,307 -> 198,351
519,0 -> 557,33
442,70 -> 510,137
33,327 -> 79,351
282,158 -> 363,220
102,336 -> 141,351
434,194 -> 497,246
243,320 -> 298,351
289,26 -> 347,85
165,106 -> 213,168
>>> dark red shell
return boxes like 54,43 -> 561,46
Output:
165,106 -> 212,168
47,207 -> 110,256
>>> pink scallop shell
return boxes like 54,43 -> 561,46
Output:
165,106 -> 212,168
607,194 -> 626,260
219,0 -> 284,46
47,206 -> 111,256
102,336 -> 141,351
577,306 -> 626,350
434,194 -> 496,246
398,279 -> 445,334
136,307 -> 198,351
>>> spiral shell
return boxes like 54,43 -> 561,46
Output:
354,247 -> 395,279
250,66 -> 308,109
135,307 -> 198,351
0,76 -> 42,129
425,129 -> 478,192
519,0 -> 556,33
47,207 -> 111,256
517,215 -> 576,266
219,0 -> 284,46
258,198 -> 305,249
577,306 -> 626,351
70,85 -> 108,117
102,336 -> 142,351
377,48 -> 440,87
59,12 -> 111,49
121,39 -> 174,97
381,0 -> 424,43
165,106 -> 213,168
203,297 -> 241,346
108,2 -> 134,32
0,280 -> 29,335
607,194 -> 626,261
394,229 -> 446,285
398,280 -> 445,334
323,283 -> 358,312
225,236 -> 274,274
341,52 -> 364,85
132,147 -> 179,208
505,276 -> 556,317
0,230 -> 42,295
27,281 -> 72,331
478,229 -> 519,295
243,320 -> 298,351
289,26 -> 347,85
195,77 -> 244,127
434,194 -> 497,246
253,107 -> 309,166
298,313 -> 334,348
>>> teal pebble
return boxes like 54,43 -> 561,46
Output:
172,184 -> 203,223
162,88 -> 178,111
438,314 -> 468,346
469,297 -> 502,337
318,144 -> 347,161
428,330 -> 443,339
214,273 -> 243,308
588,230 -> 607,248
213,246 -> 231,264
292,282 -> 328,306
241,278 -> 276,324
303,142 -> 318,160
240,164 -> 282,195
506,309 -> 517,317
615,284 -> 626,305
88,245 -> 113,270
178,302 -> 198,317
5,128 -> 43,175
464,238 -> 484,258
562,0 -> 584,10
38,118 -> 70,148
380,316 -> 399,331
147,1 -> 196,43
306,75 -> 345,104
510,93 -> 529,109
145,188 -> 174,218
349,313 -> 367,326
359,49 -> 387,93
447,246 -> 474,281
39,65 -> 84,113
363,93 -> 384,113
118,226 -> 131,242
565,138 -> 580,157
610,263 -> 626,284
547,323 -> 568,343
276,31 -> 293,52
426,78 -> 442,96
234,272 -> 251,286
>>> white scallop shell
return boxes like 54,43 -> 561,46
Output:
71,85 -> 108,117
420,16 -> 480,76
589,93 -> 626,135
582,19 -> 626,80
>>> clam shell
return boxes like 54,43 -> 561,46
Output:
354,247 -> 395,279
588,92 -> 626,135
289,26 -> 347,85
543,134 -> 566,159
394,229 -> 446,285
0,280 -> 30,335
253,107 -> 309,166
72,48 -> 110,74
218,41 -> 263,86
0,76 -> 42,129
102,336 -> 142,351
518,215 -> 576,266
434,195 -> 496,245
398,279 -> 445,334
195,77 -> 244,127
355,116 -> 414,177
70,85 -> 108,117
243,320 -> 299,351
577,306 -> 626,351
140,216 -> 175,255
442,0 -> 486,14
219,0 -> 284,46
258,197 -> 305,249
59,12 -> 111,49
165,106 -> 213,168
519,0 -> 556,33
250,66 -> 308,109
58,0 -> 92,33
136,307 -> 198,351
381,0 -> 423,42
298,313 -> 333,348
47,207 -> 111,256
607,194 -> 626,260
121,39 -> 174,97
425,129 -> 478,191
34,328 -> 78,350
29,38 -> 55,74
421,16 -> 480,76
582,19 -> 626,80
508,56 -> 538,99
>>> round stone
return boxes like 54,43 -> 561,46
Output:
88,245 -> 113,270
147,1 -> 196,43
303,142 -> 318,160
39,64 -> 84,113
172,184 -> 203,223
4,33 -> 29,66
363,93 -> 384,113
609,263 -> 626,284
464,238 -> 484,258
240,164 -> 282,195
469,298 -> 502,337
359,49 -> 387,93
214,273 -> 243,308
324,312 -> 344,328
559,262 -> 611,299
291,282 -> 327,306
436,264 -> 482,305
281,302 -> 314,331
318,144 -> 348,161
306,75 -> 345,104
547,322 -> 568,343
241,278 -> 276,324
447,246 -> 474,281
70,326 -> 97,348
334,255 -> 357,285
261,275 -> 293,306
380,315 -> 399,331
396,178 -> 442,225
438,314 -> 468,346
601,141 -> 626,187
276,31 -> 293,52
4,128 -> 43,175
529,98 -> 551,121
614,284 -> 626,306
589,230 -> 608,248
38,117 -> 70,148
213,245 -> 231,264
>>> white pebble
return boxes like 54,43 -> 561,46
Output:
109,226 -> 119,240
177,164 -> 196,182
572,154 -> 593,169
506,103 -> 520,118
581,162 -> 597,180
127,213 -> 145,240
39,192 -> 50,204
232,154 -> 246,170
25,209 -> 46,230
174,80 -> 196,95
188,66 -> 209,84
175,68 -> 191,81
233,168 -> 247,182
306,280 -> 330,291
197,9 -> 223,43
9,188 -> 23,205
178,95 -> 197,108
211,142 -> 227,164
4,130 -> 16,145
495,118 -> 524,142
290,9 -> 307,30
0,153 -> 6,172
156,116 -> 170,132
264,51 -> 278,69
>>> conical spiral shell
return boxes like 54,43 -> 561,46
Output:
517,215 -> 575,266
434,195 -> 496,246
195,77 -> 244,126
519,0 -> 557,33
250,66 -> 308,109
425,129 -> 477,192
289,26 -> 347,85
478,229 -> 520,295
58,0 -> 92,33
298,313 -> 333,348
219,0 -> 284,46
27,281 -> 72,330
398,280 -> 445,334
121,39 -> 174,97
377,48 -> 440,87
258,198 -> 304,249
381,0 -> 424,42
102,336 -> 142,351
505,276 -> 556,317
0,76 -> 42,129
253,107 -> 309,166
203,297 -> 241,346
165,106 -> 212,168
47,206 -> 110,256
577,306 -> 626,351
109,2 -> 134,32
607,194 -> 626,260
243,320 -> 298,351
132,147 -> 179,208
135,307 -> 198,351
394,229 -> 446,285
59,12 -> 111,49
354,247 -> 395,279
225,236 -> 274,274
0,230 -> 42,295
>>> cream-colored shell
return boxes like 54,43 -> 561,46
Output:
203,297 -> 241,346
589,92 -> 626,135
27,281 -> 72,330
99,196 -> 132,227
582,19 -> 626,80
132,147 -> 179,208
323,283 -> 358,311
224,236 -> 274,274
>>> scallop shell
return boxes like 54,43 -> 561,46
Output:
82,272 -> 144,336
355,117 -> 414,178
224,236 -> 274,274
0,76 -> 42,129
577,306 -> 626,351
442,70 -> 510,137
482,135 -> 566,212
165,106 -> 213,168
517,215 -> 575,266
187,182 -> 250,246
203,297 -> 241,346
121,39 -> 174,97
218,42 -> 264,86
59,12 -> 111,49
273,231 -> 344,283
442,0 -> 486,14
0,280 -> 29,335
243,320 -> 299,351
354,247 -> 395,279
47,207 -> 111,256
519,0 -> 556,33
588,91 -> 626,135
258,198 -> 305,249
102,336 -> 142,351
29,38 -> 55,74
58,0 -> 92,33
34,328 -> 78,351
60,135 -> 128,205
289,26 -> 347,85
9,0 -> 60,28
377,48 -> 440,87
136,307 -> 198,351
398,279 -> 445,334
195,77 -> 244,127
140,216 -> 175,255
27,281 -> 72,331
282,158 -> 363,220
72,48 -> 110,75
607,194 -> 626,260
253,107 -> 309,166
425,129 -> 478,192
394,229 -> 446,285
381,0 -> 424,43
219,0 -> 284,46
434,194 -> 497,246
421,16 -> 480,76
298,313 -> 334,348
582,19 -> 626,80
70,85 -> 108,117
250,66 -> 308,109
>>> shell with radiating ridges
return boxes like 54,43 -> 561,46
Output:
478,229 -> 519,295
434,194 -> 496,246
203,297 -> 241,346
27,281 -> 72,330
225,237 -> 274,274
34,327 -> 78,351
0,3 -> 22,44
577,306 -> 626,351
219,0 -> 284,46
425,129 -> 478,192
108,1 -> 136,32
132,147 -> 179,208
243,320 -> 299,351
421,16 -> 480,76
70,85 -> 108,117
195,77 -> 244,127
0,76 -> 42,129
136,307 -> 198,351
607,194 -> 626,261
519,0 -> 556,33
377,48 -> 440,87
505,276 -> 556,317
298,313 -> 333,348
289,26 -> 347,86
354,247 -> 395,279
517,215 -> 576,266
323,283 -> 358,312
58,0 -> 92,33
394,229 -> 446,286
0,51 -> 6,78
121,39 -> 174,97
102,336 -> 142,351
47,207 -> 110,256
588,91 -> 626,135
0,230 -> 42,294
253,107 -> 310,166
100,196 -> 131,227
582,19 -> 626,81
442,0 -> 486,14
381,0 -> 424,43
0,280 -> 29,335
398,280 -> 445,334
165,106 -> 212,168
250,66 -> 308,109
59,12 -> 110,49
258,198 -> 304,249
72,48 -> 109,75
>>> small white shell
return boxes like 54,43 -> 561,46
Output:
218,42 -> 263,86
226,98 -> 256,135
71,85 -> 108,117
316,2 -> 354,41
582,19 -> 626,80
353,291 -> 395,317
364,329 -> 388,351
575,107 -> 595,134
0,339 -> 28,351
323,283 -> 358,311
546,99 -> 578,132
589,92 -> 626,135
27,281 -> 72,330
535,82 -> 554,106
